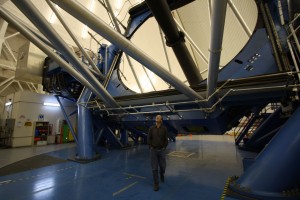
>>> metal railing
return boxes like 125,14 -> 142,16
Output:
77,72 -> 300,117
287,13 -> 300,80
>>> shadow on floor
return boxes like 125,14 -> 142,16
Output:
0,154 -> 68,176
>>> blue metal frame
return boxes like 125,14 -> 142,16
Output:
55,95 -> 78,144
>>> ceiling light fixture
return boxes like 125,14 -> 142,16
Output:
43,102 -> 60,107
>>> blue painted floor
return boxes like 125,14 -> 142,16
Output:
0,135 -> 256,200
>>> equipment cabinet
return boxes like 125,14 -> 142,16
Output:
34,121 -> 52,145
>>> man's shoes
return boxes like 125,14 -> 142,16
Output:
160,174 -> 164,183
153,183 -> 159,191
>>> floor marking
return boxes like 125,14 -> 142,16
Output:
0,180 -> 11,184
187,153 -> 195,157
0,164 -> 78,187
123,172 -> 146,179
168,151 -> 195,158
112,181 -> 138,196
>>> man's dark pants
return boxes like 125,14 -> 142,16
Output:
150,148 -> 166,185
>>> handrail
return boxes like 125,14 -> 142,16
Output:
78,81 -> 300,117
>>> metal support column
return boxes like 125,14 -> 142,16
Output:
77,88 -> 96,160
206,0 -> 228,98
120,128 -> 128,146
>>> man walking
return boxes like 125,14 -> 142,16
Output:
148,115 -> 168,191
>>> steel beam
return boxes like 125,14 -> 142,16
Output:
0,75 -> 14,87
0,79 -> 13,95
145,0 -> 202,86
174,18 -> 208,65
206,0 -> 228,98
11,0 -> 119,108
50,0 -> 204,100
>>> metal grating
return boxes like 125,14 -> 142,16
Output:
168,151 -> 195,158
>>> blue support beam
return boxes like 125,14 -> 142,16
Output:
55,96 -> 78,144
120,128 -> 128,146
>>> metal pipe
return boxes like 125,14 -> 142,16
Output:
82,71 -> 297,109
104,0 -> 121,33
55,95 -> 78,144
287,39 -> 300,80
16,81 -> 23,91
260,3 -> 284,71
0,79 -> 13,95
0,75 -> 14,87
0,7 -> 109,104
49,0 -> 204,100
102,1 -> 143,93
287,25 -> 300,38
30,83 -> 38,93
125,55 -> 144,93
206,0 -> 228,98
228,0 -> 252,37
264,3 -> 289,71
174,19 -> 208,64
277,0 -> 285,25
103,52 -> 119,88
4,32 -> 19,40
3,41 -> 17,63
159,28 -> 172,72
289,23 -> 300,54
142,65 -> 156,91
145,0 -> 202,86
11,0 -> 119,108
46,0 -> 103,78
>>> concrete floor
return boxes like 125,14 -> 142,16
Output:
0,135 -> 256,199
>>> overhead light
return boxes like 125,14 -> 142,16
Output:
43,102 -> 60,107
5,102 -> 12,106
